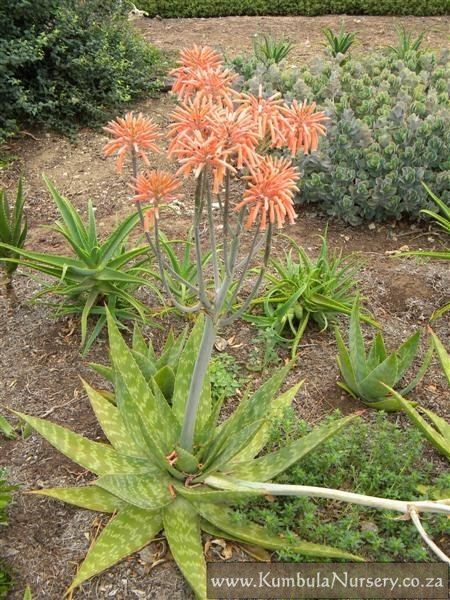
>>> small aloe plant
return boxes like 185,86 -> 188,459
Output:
335,298 -> 433,411
323,25 -> 357,58
0,179 -> 27,299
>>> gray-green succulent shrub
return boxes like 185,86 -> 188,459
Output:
231,48 -> 450,224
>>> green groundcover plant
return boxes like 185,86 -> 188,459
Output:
245,411 -> 450,562
136,0 -> 449,18
0,469 -> 15,599
232,45 -> 450,224
0,0 -> 165,142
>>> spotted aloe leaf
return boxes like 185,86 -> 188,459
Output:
204,362 -> 291,467
430,328 -> 450,386
82,378 -> 142,457
174,482 -> 258,504
13,411 -> 151,476
106,308 -> 178,451
388,386 -> 450,460
96,473 -> 172,510
163,497 -> 206,599
230,381 -> 304,464
30,486 -> 126,512
196,502 -> 362,561
69,505 -> 162,591
228,413 -> 356,481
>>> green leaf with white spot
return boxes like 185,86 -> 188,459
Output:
174,483 -> 258,504
154,365 -> 175,401
69,505 -> 162,591
229,414 -> 356,481
14,411 -> 151,476
163,497 -> 206,599
197,503 -> 362,561
82,379 -> 143,457
96,473 -> 173,510
204,363 -> 291,465
30,485 -> 126,512
231,382 -> 303,464
430,329 -> 450,385
106,308 -> 177,451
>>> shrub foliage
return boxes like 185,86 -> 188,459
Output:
233,49 -> 450,224
137,0 -> 449,18
0,0 -> 164,142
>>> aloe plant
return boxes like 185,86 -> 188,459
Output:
0,177 -> 159,353
335,298 -> 433,411
253,35 -> 294,66
323,26 -> 357,57
387,27 -> 425,60
246,232 -> 376,359
17,312 -> 450,596
0,179 -> 27,299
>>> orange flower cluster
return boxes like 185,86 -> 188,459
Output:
236,157 -> 299,230
103,113 -> 161,171
280,100 -> 329,155
132,170 -> 182,230
103,45 -> 329,230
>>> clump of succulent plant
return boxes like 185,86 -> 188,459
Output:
231,46 -> 450,225
335,298 -> 433,411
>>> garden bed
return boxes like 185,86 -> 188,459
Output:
0,14 -> 449,599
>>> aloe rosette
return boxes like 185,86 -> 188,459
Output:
17,311 -> 360,596
335,298 -> 433,410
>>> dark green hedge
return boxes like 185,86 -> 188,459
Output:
138,0 -> 449,17
0,0 -> 165,143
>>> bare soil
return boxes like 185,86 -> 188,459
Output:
0,14 -> 449,600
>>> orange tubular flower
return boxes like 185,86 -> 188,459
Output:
176,45 -> 223,70
170,45 -> 224,100
172,66 -> 236,108
103,113 -> 161,171
208,107 -> 260,170
168,96 -> 216,152
237,85 -> 285,147
132,170 -> 182,224
171,130 -> 236,193
279,100 -> 329,156
235,156 -> 300,231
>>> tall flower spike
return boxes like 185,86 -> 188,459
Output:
235,156 -> 300,231
131,170 -> 182,224
279,100 -> 329,156
237,85 -> 285,147
103,113 -> 161,171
